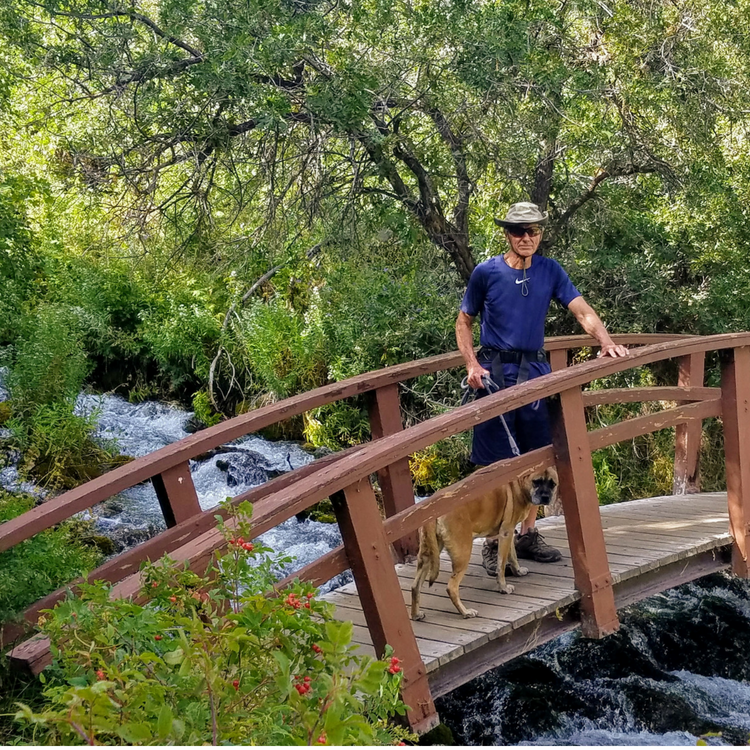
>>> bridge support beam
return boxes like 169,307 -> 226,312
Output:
674,352 -> 704,495
334,479 -> 439,734
152,461 -> 202,528
721,347 -> 750,577
369,384 -> 419,561
550,387 -> 619,638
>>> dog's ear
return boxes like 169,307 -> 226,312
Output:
547,466 -> 559,486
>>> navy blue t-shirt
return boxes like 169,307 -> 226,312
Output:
460,254 -> 581,351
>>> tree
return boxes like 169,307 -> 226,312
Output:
6,0 -> 747,282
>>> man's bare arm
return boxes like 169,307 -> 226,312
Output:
567,296 -> 629,358
456,311 -> 490,388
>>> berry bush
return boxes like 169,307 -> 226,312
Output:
14,501 -> 414,745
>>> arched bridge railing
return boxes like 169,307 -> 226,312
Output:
0,333 -> 692,642
5,333 -> 747,732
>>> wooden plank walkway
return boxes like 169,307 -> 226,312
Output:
324,492 -> 732,689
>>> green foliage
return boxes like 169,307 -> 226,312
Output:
234,297 -> 328,401
3,304 -> 122,488
410,436 -> 472,495
0,173 -> 42,345
5,304 -> 89,416
191,390 -> 222,428
0,490 -> 103,624
13,501 -> 413,746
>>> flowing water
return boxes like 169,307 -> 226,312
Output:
0,380 -> 350,592
436,574 -> 750,745
2,377 -> 749,744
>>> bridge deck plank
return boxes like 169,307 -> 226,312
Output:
321,492 -> 731,676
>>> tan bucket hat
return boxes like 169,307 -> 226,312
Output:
494,201 -> 549,227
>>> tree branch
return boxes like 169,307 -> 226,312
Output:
422,102 -> 472,236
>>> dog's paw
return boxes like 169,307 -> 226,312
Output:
498,582 -> 515,594
462,608 -> 478,618
515,566 -> 529,577
412,611 -> 426,622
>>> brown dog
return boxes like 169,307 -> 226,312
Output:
410,466 -> 559,620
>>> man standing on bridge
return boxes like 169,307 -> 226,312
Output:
456,201 -> 629,574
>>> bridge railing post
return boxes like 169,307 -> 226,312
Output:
152,461 -> 202,528
549,386 -> 619,638
721,346 -> 750,577
368,384 -> 419,561
674,352 -> 705,494
548,347 -> 568,373
332,478 -> 438,734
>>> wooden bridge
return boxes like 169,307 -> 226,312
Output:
3,333 -> 750,733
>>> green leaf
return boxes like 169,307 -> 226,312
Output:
117,722 -> 152,743
157,703 -> 173,739
163,647 -> 184,665
171,718 -> 185,741
325,619 -> 353,648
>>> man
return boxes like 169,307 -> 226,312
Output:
456,201 -> 628,574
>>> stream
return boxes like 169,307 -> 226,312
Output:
2,380 -> 749,745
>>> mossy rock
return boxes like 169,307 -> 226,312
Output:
80,534 -> 116,556
0,401 -> 12,426
296,498 -> 337,524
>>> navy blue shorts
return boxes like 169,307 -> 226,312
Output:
469,358 -> 552,466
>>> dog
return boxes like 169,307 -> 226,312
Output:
410,466 -> 559,620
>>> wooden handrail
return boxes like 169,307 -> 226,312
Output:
231,334 -> 750,524
7,332 -> 748,734
0,333 -> 691,553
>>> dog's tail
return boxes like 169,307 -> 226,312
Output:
419,521 -> 442,587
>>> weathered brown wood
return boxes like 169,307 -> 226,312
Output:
333,478 -> 438,734
582,386 -> 718,407
588,398 -> 721,452
274,547 -> 349,591
227,334 -> 750,533
369,384 -> 419,561
550,387 -> 619,638
9,390 -> 723,646
721,347 -> 750,577
428,605 -> 581,699
0,333 -> 693,553
549,348 -> 568,372
1,447 -> 362,646
152,461 -> 201,527
674,353 -> 705,494
10,493 -> 733,685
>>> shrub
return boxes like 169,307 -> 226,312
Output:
14,501 -> 414,746
0,490 -> 103,624
5,304 -> 89,416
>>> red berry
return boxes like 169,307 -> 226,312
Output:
95,670 -> 106,680
317,733 -> 327,744
304,601 -> 311,609
312,644 -> 322,654
232,680 -> 240,690
151,582 -> 158,588
154,635 -> 162,641
169,596 -> 177,603
306,592 -> 314,599
303,675 -> 312,683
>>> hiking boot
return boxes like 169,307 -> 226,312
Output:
481,539 -> 516,577
515,528 -> 562,563
481,538 -> 499,577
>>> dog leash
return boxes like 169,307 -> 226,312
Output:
460,373 -> 521,458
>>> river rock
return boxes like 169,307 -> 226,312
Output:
215,450 -> 282,488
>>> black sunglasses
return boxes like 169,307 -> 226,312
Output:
506,225 -> 543,237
